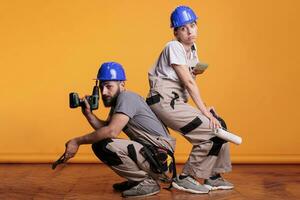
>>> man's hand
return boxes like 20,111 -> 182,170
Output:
81,95 -> 92,116
63,139 -> 79,162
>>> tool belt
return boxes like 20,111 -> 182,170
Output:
146,93 -> 179,110
146,94 -> 161,106
138,141 -> 177,183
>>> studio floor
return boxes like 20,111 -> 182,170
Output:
0,164 -> 299,200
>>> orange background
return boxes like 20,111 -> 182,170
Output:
0,0 -> 299,163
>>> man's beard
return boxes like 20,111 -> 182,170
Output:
102,88 -> 120,107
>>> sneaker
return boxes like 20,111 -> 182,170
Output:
204,176 -> 234,190
113,180 -> 139,192
172,175 -> 210,194
122,178 -> 160,198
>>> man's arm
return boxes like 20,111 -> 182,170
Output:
75,113 -> 129,144
84,112 -> 107,130
63,113 -> 129,161
81,97 -> 107,130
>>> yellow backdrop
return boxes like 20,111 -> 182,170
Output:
0,0 -> 299,163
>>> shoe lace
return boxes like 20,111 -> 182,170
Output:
217,176 -> 226,181
187,176 -> 200,185
214,176 -> 229,185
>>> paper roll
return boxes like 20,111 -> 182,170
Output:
214,128 -> 242,145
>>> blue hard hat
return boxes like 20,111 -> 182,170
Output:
97,62 -> 126,81
170,6 -> 198,28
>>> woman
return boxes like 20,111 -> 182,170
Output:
147,6 -> 233,194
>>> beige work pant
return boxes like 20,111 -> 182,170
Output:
92,138 -> 159,182
147,76 -> 232,179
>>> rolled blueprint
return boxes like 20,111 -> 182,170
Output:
214,128 -> 242,145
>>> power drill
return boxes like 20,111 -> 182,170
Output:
69,80 -> 100,110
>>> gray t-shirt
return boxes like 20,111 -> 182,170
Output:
111,91 -> 170,139
148,40 -> 199,81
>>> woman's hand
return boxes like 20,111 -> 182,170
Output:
204,111 -> 221,130
206,106 -> 219,117
192,62 -> 208,76
209,116 -> 221,130
192,67 -> 205,75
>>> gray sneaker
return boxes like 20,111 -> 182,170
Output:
204,176 -> 234,190
113,180 -> 139,192
122,178 -> 160,198
172,175 -> 210,194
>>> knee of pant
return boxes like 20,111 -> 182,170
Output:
220,142 -> 229,151
180,117 -> 203,135
207,137 -> 227,156
91,138 -> 111,152
91,138 -> 123,166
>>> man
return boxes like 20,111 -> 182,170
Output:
63,62 -> 176,198
147,6 -> 234,193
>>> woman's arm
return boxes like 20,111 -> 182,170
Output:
172,64 -> 221,129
